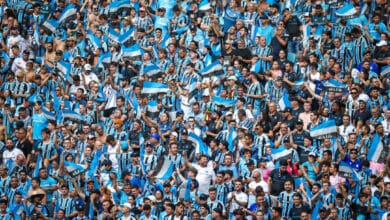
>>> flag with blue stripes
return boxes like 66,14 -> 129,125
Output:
58,5 -> 77,26
141,81 -> 170,94
186,81 -> 198,101
339,161 -> 362,181
128,93 -> 141,119
251,59 -> 262,73
41,19 -> 58,33
199,0 -> 211,11
323,79 -> 347,93
64,161 -> 87,177
42,108 -> 56,121
86,30 -> 101,51
188,132 -> 210,156
144,64 -> 163,79
212,96 -> 236,108
310,120 -> 337,138
278,93 -> 291,111
228,127 -> 237,152
335,3 -> 357,18
146,99 -> 159,118
367,132 -> 384,163
109,0 -> 132,14
184,177 -> 192,201
108,28 -> 121,43
380,65 -> 390,77
98,52 -> 112,66
119,27 -> 135,44
62,109 -> 85,123
33,25 -> 40,48
153,158 -> 175,180
311,201 -> 324,220
56,60 -> 73,84
6,159 -> 13,176
33,153 -> 43,177
121,44 -> 143,59
201,60 -> 224,77
271,146 -> 293,161
52,89 -> 60,112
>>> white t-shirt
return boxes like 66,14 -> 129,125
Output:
192,161 -> 216,194
3,148 -> 24,164
227,191 -> 248,213
83,72 -> 99,86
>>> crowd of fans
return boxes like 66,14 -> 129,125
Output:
1,0 -> 390,219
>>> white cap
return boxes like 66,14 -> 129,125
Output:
227,75 -> 237,81
225,111 -> 233,116
148,195 -> 156,203
303,12 -> 310,17
123,203 -> 132,209
84,63 -> 91,70
171,131 -> 178,138
84,63 -> 91,71
376,40 -> 388,47
202,89 -> 210,96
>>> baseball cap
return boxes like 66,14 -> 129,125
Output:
227,76 -> 237,81
150,133 -> 160,140
84,64 -> 92,71
376,40 -> 388,47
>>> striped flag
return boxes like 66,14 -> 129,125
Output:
323,78 -> 347,93
86,30 -> 101,51
62,109 -> 85,123
339,161 -> 362,181
41,19 -> 58,33
278,93 -> 291,111
271,146 -> 293,161
58,5 -> 77,26
188,132 -> 210,156
184,177 -> 192,201
200,60 -> 224,77
141,81 -> 169,94
33,25 -> 40,48
153,158 -> 175,180
109,0 -> 132,14
380,65 -> 390,77
98,52 -> 112,67
146,99 -> 159,118
186,81 -> 198,101
119,27 -> 135,44
122,44 -> 143,60
108,28 -> 121,43
56,60 -> 73,84
251,59 -> 262,73
310,120 -> 337,139
212,96 -> 236,108
199,0 -> 211,11
64,161 -> 87,177
33,153 -> 43,177
336,3 -> 357,18
42,108 -> 56,122
367,132 -> 384,163
144,64 -> 163,79
228,127 -> 237,152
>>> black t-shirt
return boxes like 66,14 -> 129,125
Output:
271,35 -> 287,59
289,204 -> 311,220
269,169 -> 294,196
285,16 -> 301,38
16,140 -> 33,157
353,109 -> 371,123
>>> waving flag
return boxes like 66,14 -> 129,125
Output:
64,161 -> 87,177
184,177 -> 192,201
212,96 -> 236,108
41,19 -> 58,33
278,93 -> 291,111
336,3 -> 357,18
380,65 -> 390,77
323,79 -> 347,92
251,59 -> 262,73
108,28 -> 121,43
98,52 -> 112,67
33,25 -> 40,48
56,60 -> 73,84
141,81 -> 169,94
311,201 -> 324,220
188,132 -> 210,156
144,64 -> 163,79
146,99 -> 159,118
58,5 -> 77,26
86,30 -> 101,51
42,108 -> 56,122
128,93 -> 141,119
271,146 -> 293,161
122,44 -> 143,60
186,81 -> 198,101
368,132 -> 384,163
153,158 -> 175,180
310,120 -> 337,138
201,60 -> 224,77
33,153 -> 43,177
119,27 -> 135,44
339,161 -> 363,181
109,0 -> 132,14
228,127 -> 237,152
199,0 -> 211,11
62,109 -> 85,122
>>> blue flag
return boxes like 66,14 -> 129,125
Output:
212,96 -> 236,108
153,158 -> 175,180
141,81 -> 169,94
310,120 -> 337,138
368,132 -> 384,163
64,161 -> 87,177
188,132 -> 210,157
201,60 -> 224,77
146,99 -> 159,118
278,92 -> 291,111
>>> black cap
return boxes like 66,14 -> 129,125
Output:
283,107 -> 292,113
189,24 -> 196,30
163,182 -> 171,187
247,160 -> 255,166
296,119 -> 304,124
199,194 -> 208,200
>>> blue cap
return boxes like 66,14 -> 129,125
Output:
120,141 -> 129,150
150,133 -> 160,140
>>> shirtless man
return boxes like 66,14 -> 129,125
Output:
44,42 -> 56,67
87,0 -> 100,30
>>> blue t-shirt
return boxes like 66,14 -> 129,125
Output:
32,113 -> 48,140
